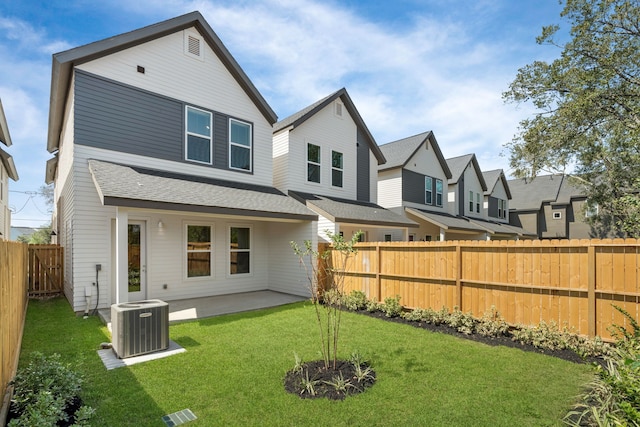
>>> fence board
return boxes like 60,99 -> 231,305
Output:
0,241 -> 28,422
323,239 -> 640,341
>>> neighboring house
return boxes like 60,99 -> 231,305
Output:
272,88 -> 417,243
0,99 -> 19,240
509,174 -> 596,239
10,226 -> 37,242
377,131 -> 486,241
475,169 -> 536,240
44,12 -> 318,313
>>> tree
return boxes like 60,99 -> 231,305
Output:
291,231 -> 362,370
503,0 -> 640,237
17,223 -> 52,244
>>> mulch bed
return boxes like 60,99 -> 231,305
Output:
284,359 -> 376,400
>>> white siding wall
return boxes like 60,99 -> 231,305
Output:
463,165 -> 485,219
286,101 -> 358,199
65,145 -> 312,311
267,221 -> 316,297
0,165 -> 6,239
318,213 -> 337,243
272,129 -> 290,192
76,28 -> 273,188
377,168 -> 402,209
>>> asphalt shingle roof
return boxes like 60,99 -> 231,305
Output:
507,174 -> 564,211
378,132 -> 452,178
290,191 -> 418,228
405,208 -> 487,232
482,169 -> 512,198
88,159 -> 317,220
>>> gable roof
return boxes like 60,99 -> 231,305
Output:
554,175 -> 587,205
482,169 -> 512,199
0,99 -> 12,147
0,147 -> 18,181
507,174 -> 564,211
378,131 -> 452,178
446,153 -> 487,190
88,159 -> 317,221
273,88 -> 385,164
48,11 -> 277,153
290,190 -> 418,228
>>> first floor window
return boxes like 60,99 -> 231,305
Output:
425,177 -> 433,205
332,150 -> 343,187
230,227 -> 250,274
436,179 -> 443,207
307,143 -> 321,183
229,119 -> 252,171
186,106 -> 212,164
187,225 -> 211,277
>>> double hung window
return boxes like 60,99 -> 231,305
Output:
425,178 -> 433,205
435,179 -> 443,207
229,119 -> 252,171
307,143 -> 321,183
186,225 -> 212,278
332,151 -> 343,187
230,227 -> 251,274
186,106 -> 212,164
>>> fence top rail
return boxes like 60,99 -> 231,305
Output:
345,238 -> 640,249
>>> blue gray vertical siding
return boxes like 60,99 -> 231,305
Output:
74,70 -> 249,173
402,169 -> 426,205
356,129 -> 370,202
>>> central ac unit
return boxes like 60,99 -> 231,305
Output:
111,299 -> 169,358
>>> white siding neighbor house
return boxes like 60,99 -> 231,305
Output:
0,99 -> 18,240
45,12 -> 317,313
273,88 -> 416,243
378,132 -> 488,241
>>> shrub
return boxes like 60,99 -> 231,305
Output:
343,290 -> 368,311
365,299 -> 380,312
402,308 -> 429,322
476,306 -> 510,337
9,352 -> 94,426
446,307 -> 476,335
380,295 -> 402,318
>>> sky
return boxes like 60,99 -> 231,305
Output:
0,0 -> 570,228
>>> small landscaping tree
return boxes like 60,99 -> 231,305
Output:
290,230 -> 362,370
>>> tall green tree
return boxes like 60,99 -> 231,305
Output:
504,0 -> 640,237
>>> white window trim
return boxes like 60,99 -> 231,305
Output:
435,179 -> 443,207
425,177 -> 433,205
185,105 -> 213,165
184,222 -> 214,280
553,211 -> 562,220
228,224 -> 253,277
469,190 -> 474,212
228,118 -> 253,172
307,142 -> 321,184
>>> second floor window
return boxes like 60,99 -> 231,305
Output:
469,191 -> 474,212
229,119 -> 252,171
307,143 -> 320,183
476,193 -> 480,213
425,177 -> 433,204
435,179 -> 443,207
186,106 -> 212,164
332,151 -> 343,187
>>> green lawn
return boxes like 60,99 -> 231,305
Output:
17,298 -> 594,426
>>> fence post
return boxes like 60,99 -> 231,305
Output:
588,244 -> 596,337
456,243 -> 462,309
376,243 -> 382,303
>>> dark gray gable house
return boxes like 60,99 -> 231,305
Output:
273,88 -> 417,242
508,174 -> 599,239
44,11 -> 318,313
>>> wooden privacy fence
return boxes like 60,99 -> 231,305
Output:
321,239 -> 640,341
28,244 -> 63,298
0,241 -> 28,420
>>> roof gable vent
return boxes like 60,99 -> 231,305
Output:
184,31 -> 204,61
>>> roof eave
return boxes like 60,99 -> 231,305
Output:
0,99 -> 13,147
0,147 -> 18,181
